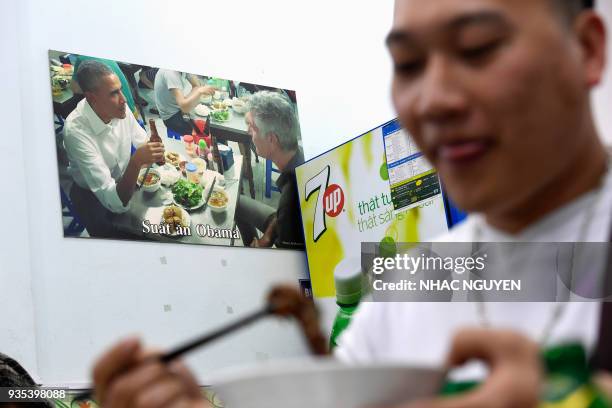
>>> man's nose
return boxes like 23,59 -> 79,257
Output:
413,55 -> 469,124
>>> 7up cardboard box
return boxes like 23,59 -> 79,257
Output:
295,119 -> 450,298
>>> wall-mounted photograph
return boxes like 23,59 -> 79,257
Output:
50,50 -> 305,250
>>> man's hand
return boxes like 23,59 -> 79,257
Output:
133,142 -> 165,167
198,86 -> 216,96
385,328 -> 542,408
92,338 -> 211,408
117,142 -> 165,205
250,237 -> 272,248
250,216 -> 277,248
594,372 -> 612,403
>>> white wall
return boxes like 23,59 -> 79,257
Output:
3,0 -> 612,386
0,0 -> 39,378
11,0 -> 396,385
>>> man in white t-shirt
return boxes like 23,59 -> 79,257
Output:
338,0 -> 608,347
334,0 -> 611,406
86,0 -> 612,407
153,69 -> 215,135
64,60 -> 165,238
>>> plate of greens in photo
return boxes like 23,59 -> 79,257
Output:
210,109 -> 231,123
171,179 -> 205,211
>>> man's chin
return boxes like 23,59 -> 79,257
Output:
443,184 -> 496,214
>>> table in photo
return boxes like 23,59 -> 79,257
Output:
197,108 -> 257,199
49,51 -> 82,120
113,136 -> 243,246
52,87 -> 83,126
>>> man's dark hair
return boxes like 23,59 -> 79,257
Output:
583,0 -> 595,9
75,59 -> 114,93
552,0 -> 596,24
0,353 -> 54,408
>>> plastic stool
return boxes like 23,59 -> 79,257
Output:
54,114 -> 64,135
166,128 -> 183,140
60,187 -> 86,236
265,159 -> 281,198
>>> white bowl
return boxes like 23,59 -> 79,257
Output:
138,168 -> 161,192
211,359 -> 444,408
208,187 -> 228,213
158,165 -> 181,186
195,104 -> 210,117
232,101 -> 248,114
191,158 -> 207,175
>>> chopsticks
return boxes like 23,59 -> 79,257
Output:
72,302 -> 279,403
136,164 -> 153,190
72,286 -> 326,403
200,176 -> 216,213
161,303 -> 275,362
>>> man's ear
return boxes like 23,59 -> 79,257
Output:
267,132 -> 281,150
84,90 -> 97,105
574,10 -> 607,88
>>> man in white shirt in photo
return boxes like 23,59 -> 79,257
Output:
64,60 -> 165,238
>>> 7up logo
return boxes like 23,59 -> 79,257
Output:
324,184 -> 344,217
305,166 -> 344,242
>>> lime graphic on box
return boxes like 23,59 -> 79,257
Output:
379,161 -> 389,181
379,236 -> 397,258
296,119 -> 449,298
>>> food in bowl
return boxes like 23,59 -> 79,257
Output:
159,166 -> 181,186
139,172 -> 160,186
162,205 -> 187,234
195,104 -> 210,117
138,169 -> 161,192
201,94 -> 212,104
191,158 -> 207,174
212,102 -> 228,111
232,98 -> 248,114
165,151 -> 181,168
208,189 -> 229,212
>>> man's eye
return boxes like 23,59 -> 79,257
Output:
394,60 -> 424,77
460,41 -> 501,60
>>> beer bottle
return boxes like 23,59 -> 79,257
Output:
148,119 -> 165,165
203,116 -> 211,138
